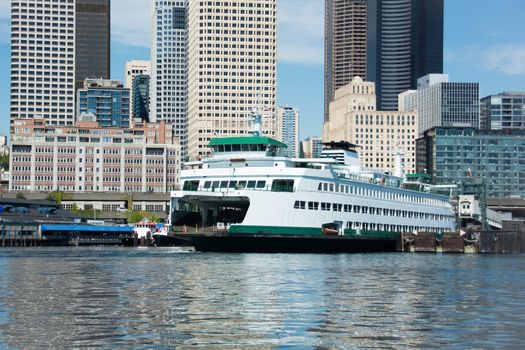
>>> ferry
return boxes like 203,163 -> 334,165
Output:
170,110 -> 456,253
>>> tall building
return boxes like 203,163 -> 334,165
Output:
323,77 -> 418,174
480,92 -> 525,131
10,117 -> 180,193
10,0 -> 110,126
124,60 -> 151,89
125,60 -> 150,118
132,75 -> 150,122
324,0 -> 368,122
151,0 -> 188,156
186,0 -> 277,159
75,0 -> 111,90
301,136 -> 323,158
416,127 -> 525,198
276,106 -> 300,157
77,79 -> 130,128
367,0 -> 443,111
399,74 -> 479,136
10,0 -> 76,125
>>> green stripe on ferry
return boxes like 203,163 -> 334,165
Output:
228,225 -> 401,239
228,225 -> 322,236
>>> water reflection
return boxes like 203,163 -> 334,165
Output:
0,248 -> 524,348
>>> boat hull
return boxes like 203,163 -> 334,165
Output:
188,233 -> 400,253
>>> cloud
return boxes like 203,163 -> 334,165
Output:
484,45 -> 525,75
277,0 -> 324,65
111,0 -> 151,49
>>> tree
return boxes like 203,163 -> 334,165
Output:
0,154 -> 9,171
127,211 -> 161,224
15,192 -> 26,199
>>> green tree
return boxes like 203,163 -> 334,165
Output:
0,154 -> 9,171
127,211 -> 160,224
15,192 -> 26,199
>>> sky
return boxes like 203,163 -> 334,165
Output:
1,0 -> 525,140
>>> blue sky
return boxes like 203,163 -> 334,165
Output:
1,0 -> 525,139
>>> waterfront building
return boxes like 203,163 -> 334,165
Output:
132,75 -> 150,122
480,92 -> 525,131
367,0 -> 443,111
324,0 -> 368,122
323,77 -> 418,174
75,0 -> 111,91
77,79 -> 130,128
125,60 -> 151,118
9,117 -> 180,193
186,0 -> 277,159
399,74 -> 480,136
301,137 -> 323,158
416,127 -> 525,198
276,107 -> 300,158
151,0 -> 188,156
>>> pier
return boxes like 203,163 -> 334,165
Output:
402,230 -> 525,254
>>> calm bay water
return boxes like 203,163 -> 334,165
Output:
0,248 -> 524,349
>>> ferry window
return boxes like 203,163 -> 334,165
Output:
228,181 -> 237,189
250,144 -> 258,151
203,181 -> 212,189
182,180 -> 199,191
323,183 -> 328,191
321,202 -> 331,211
354,205 -> 361,213
308,201 -> 319,210
241,144 -> 249,152
362,207 -> 368,214
370,207 -> 375,215
232,144 -> 241,152
396,210 -> 401,216
238,181 -> 247,189
329,183 -> 334,192
218,145 -> 225,152
220,180 -> 229,188
272,179 -> 294,192
247,180 -> 256,188
294,201 -> 306,209
390,209 -> 395,216
212,181 -> 220,189
377,208 -> 382,215
318,183 -> 322,191
257,144 -> 266,151
333,203 -> 342,212
344,204 -> 352,212
256,180 -> 266,189
346,222 -> 353,229
225,144 -> 232,152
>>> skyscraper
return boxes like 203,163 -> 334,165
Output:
186,0 -> 277,159
75,0 -> 111,90
10,0 -> 110,126
324,0 -> 368,122
276,106 -> 300,158
399,74 -> 479,136
151,0 -> 187,155
132,74 -> 150,122
125,60 -> 150,118
10,0 -> 76,125
367,0 -> 443,111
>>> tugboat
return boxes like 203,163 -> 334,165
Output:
170,108 -> 455,253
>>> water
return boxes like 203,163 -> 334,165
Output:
0,248 -> 524,349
